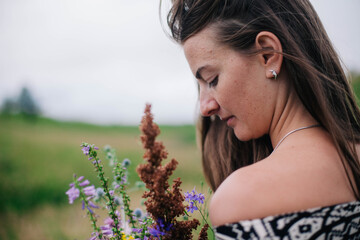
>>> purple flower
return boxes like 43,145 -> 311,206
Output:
100,225 -> 112,231
90,232 -> 99,240
88,201 -> 99,209
79,179 -> 90,187
132,228 -> 142,233
184,188 -> 205,213
198,193 -> 205,204
92,160 -> 100,164
77,176 -> 84,182
100,218 -> 114,236
148,225 -> 166,238
104,217 -> 114,226
185,188 -> 205,203
86,196 -> 93,201
115,174 -> 127,185
83,185 -> 96,196
148,218 -> 172,237
121,175 -> 127,184
87,205 -> 94,214
186,201 -> 198,213
81,146 -> 90,155
102,229 -> 113,236
65,186 -> 80,204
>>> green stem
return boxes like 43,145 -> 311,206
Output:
120,188 -> 136,228
93,155 -> 123,240
75,180 -> 103,239
114,161 -> 136,229
194,202 -> 215,237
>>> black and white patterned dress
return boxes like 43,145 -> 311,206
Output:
214,201 -> 360,239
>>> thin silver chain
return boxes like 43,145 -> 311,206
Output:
273,124 -> 320,152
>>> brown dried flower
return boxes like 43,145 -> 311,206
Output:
198,224 -> 209,240
137,104 -> 200,240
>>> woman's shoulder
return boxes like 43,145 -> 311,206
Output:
209,143 -> 356,227
209,156 -> 293,226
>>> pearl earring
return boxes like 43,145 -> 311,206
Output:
269,70 -> 277,79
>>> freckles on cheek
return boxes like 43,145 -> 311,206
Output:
237,94 -> 259,121
243,99 -> 255,118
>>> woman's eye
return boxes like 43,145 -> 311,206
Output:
208,76 -> 218,88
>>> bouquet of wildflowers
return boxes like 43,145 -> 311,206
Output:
66,104 -> 213,240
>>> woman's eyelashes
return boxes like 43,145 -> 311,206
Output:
208,76 -> 219,88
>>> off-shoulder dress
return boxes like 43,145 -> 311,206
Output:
214,201 -> 360,239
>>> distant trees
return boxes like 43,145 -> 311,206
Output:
1,87 -> 41,118
1,98 -> 18,115
18,87 -> 40,116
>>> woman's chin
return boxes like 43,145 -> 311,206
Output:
233,129 -> 252,142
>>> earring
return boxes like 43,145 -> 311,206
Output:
269,70 -> 277,79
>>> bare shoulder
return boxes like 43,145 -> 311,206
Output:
209,157 -> 287,226
209,132 -> 356,227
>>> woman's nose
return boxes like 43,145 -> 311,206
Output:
199,91 -> 219,117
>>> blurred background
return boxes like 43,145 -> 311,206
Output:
0,0 -> 359,239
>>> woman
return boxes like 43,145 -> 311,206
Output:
166,0 -> 360,239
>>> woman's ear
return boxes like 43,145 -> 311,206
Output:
255,31 -> 283,79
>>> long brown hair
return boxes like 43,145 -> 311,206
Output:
165,0 -> 360,197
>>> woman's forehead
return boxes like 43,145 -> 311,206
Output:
183,27 -> 227,61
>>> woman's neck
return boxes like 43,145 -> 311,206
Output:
269,81 -> 318,150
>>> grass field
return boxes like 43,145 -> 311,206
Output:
0,114 -> 208,240
1,73 -> 360,240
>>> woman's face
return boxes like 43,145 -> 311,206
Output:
183,27 -> 278,141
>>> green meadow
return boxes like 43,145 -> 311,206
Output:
1,73 -> 360,240
0,115 -> 207,240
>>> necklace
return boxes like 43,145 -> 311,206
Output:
273,124 -> 320,152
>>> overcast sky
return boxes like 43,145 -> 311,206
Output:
0,0 -> 359,125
